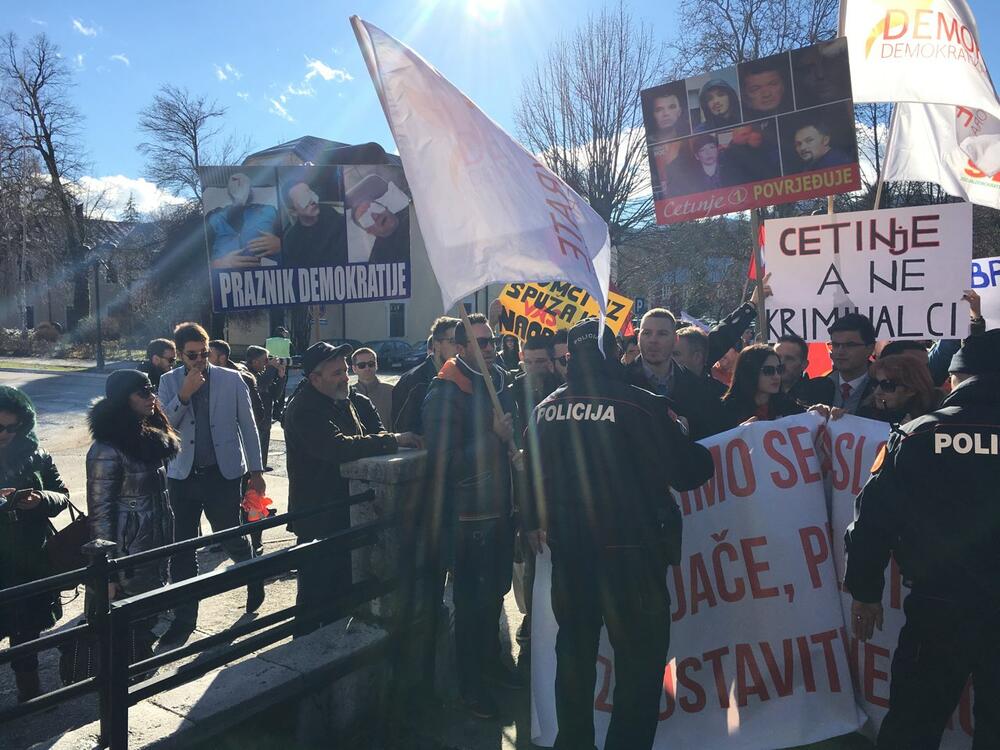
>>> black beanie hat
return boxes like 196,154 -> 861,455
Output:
949,329 -> 1000,376
105,369 -> 152,404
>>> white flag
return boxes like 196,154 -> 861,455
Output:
884,102 -> 1000,210
351,18 -> 610,318
845,0 -> 1000,171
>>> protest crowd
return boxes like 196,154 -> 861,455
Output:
2,287 -> 998,749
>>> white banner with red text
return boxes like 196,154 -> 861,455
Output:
530,413 -> 976,748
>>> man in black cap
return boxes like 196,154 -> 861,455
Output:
283,341 -> 422,635
845,329 -> 1000,749
524,318 -> 714,750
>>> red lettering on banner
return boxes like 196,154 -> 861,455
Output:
889,555 -> 903,610
677,657 -> 707,713
703,647 -> 731,708
659,665 -> 676,720
789,426 -> 822,483
811,630 -> 843,692
863,642 -> 891,708
799,526 -> 830,589
759,639 -> 795,697
711,539 -> 746,603
735,643 -> 770,706
764,430 -> 799,488
689,553 -> 719,614
797,636 -> 817,692
726,439 -> 756,497
741,537 -> 779,599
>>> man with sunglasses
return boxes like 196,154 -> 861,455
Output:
825,313 -> 877,415
157,322 -> 266,640
392,316 -> 460,432
421,312 -> 522,718
138,338 -> 176,392
350,348 -> 394,428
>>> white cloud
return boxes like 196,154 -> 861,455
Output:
304,55 -> 352,83
74,53 -> 85,69
285,82 -> 314,97
236,91 -> 249,100
214,64 -> 228,81
30,18 -> 47,26
225,63 -> 242,80
110,53 -> 130,67
268,98 -> 294,122
72,18 -> 98,37
77,175 -> 185,219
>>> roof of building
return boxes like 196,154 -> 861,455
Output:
242,136 -> 402,167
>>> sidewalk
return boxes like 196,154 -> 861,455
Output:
0,356 -> 137,374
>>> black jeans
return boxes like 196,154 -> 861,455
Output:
878,592 -> 1000,750
168,467 -> 252,625
453,518 -> 513,698
293,503 -> 352,637
551,544 -> 671,750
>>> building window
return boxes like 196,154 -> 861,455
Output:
389,303 -> 405,338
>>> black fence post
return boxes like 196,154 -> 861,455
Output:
82,538 -> 117,747
107,608 -> 131,750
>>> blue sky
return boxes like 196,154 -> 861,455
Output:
9,1 -> 1000,218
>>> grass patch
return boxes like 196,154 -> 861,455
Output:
0,360 -> 90,372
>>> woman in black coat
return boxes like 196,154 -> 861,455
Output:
86,370 -> 179,657
0,385 -> 69,702
721,344 -> 805,431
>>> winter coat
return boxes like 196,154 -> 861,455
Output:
283,383 -> 397,541
85,399 -> 180,585
0,437 -> 69,638
421,357 -> 516,521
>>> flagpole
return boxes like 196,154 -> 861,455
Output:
873,104 -> 899,210
454,302 -> 507,417
830,0 -> 849,216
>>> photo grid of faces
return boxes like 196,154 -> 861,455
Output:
641,38 -> 858,201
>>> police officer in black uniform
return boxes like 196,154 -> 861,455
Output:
523,318 -> 714,750
845,329 -> 1000,750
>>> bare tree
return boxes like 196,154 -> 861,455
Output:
672,0 -> 839,71
515,2 -> 664,244
1,32 -> 91,323
137,84 -> 250,202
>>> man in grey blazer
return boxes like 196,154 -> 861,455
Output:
158,322 -> 266,639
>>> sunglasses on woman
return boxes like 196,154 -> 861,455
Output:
760,364 -> 786,376
873,379 -> 901,393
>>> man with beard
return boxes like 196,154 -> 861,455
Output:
281,177 -> 348,268
283,342 -> 422,635
392,316 -> 460,432
790,122 -> 853,173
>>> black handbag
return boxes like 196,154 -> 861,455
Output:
59,618 -> 154,687
47,500 -> 90,580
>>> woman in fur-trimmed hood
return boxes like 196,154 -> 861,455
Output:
86,370 -> 179,609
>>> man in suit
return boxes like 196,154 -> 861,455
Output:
825,314 -> 877,415
626,308 -> 726,439
775,334 -> 835,406
158,322 -> 266,640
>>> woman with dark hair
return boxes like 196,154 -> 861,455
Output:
721,344 -> 804,430
695,79 -> 741,132
0,385 -> 69,702
857,354 -> 941,424
86,370 -> 180,658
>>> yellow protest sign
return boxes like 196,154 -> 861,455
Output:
496,282 -> 634,340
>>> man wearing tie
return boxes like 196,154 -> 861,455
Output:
825,314 -> 876,415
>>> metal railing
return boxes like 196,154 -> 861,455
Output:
0,492 -> 434,749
